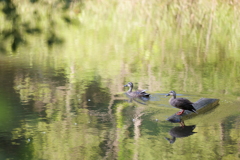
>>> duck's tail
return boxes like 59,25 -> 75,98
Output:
141,90 -> 150,96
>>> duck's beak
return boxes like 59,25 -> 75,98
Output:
124,85 -> 128,87
165,93 -> 170,97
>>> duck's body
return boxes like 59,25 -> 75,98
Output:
166,91 -> 197,115
124,82 -> 150,97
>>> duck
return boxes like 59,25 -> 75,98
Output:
124,82 -> 150,97
165,91 -> 197,115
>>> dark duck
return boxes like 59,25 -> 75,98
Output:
124,82 -> 150,97
166,91 -> 197,115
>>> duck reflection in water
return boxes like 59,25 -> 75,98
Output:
167,117 -> 185,127
165,124 -> 197,144
126,95 -> 150,105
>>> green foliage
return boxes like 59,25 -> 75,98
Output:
0,0 -> 82,53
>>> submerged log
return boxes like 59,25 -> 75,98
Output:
167,98 -> 220,123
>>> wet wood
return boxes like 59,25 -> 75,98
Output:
167,98 -> 220,123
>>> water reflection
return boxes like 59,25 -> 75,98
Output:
165,125 -> 197,144
125,94 -> 150,105
0,30 -> 240,159
167,117 -> 185,127
1,57 -> 240,160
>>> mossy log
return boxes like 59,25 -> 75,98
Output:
167,98 -> 220,123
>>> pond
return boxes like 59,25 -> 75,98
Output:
1,49 -> 240,160
0,0 -> 240,160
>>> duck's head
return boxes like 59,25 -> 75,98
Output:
124,82 -> 133,88
165,90 -> 176,97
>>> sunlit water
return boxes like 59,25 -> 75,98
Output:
0,54 -> 240,160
